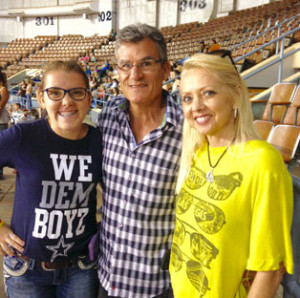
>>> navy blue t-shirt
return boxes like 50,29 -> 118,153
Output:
0,118 -> 102,262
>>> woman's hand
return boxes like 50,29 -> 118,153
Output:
0,223 -> 25,257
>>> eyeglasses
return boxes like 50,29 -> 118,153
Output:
116,59 -> 165,73
43,87 -> 89,101
208,50 -> 239,73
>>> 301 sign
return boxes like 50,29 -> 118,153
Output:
35,17 -> 55,26
180,0 -> 207,11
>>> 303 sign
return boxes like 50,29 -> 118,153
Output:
180,0 -> 207,11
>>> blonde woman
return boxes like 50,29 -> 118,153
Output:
169,53 -> 293,297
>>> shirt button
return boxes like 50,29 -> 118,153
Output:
130,153 -> 136,158
127,175 -> 131,181
119,223 -> 124,229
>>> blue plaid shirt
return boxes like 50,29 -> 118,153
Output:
97,91 -> 183,297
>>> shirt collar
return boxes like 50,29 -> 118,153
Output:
115,90 -> 182,128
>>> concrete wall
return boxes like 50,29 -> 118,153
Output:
0,0 -> 274,43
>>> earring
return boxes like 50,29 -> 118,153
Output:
234,107 -> 238,119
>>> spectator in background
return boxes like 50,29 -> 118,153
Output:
28,108 -> 39,121
109,87 -> 120,99
170,69 -> 181,93
8,103 -> 26,124
102,76 -> 112,90
0,70 -> 10,179
199,40 -> 208,53
80,52 -> 90,62
108,29 -> 116,41
89,76 -> 99,92
208,39 -> 221,53
25,78 -> 33,110
85,62 -> 92,78
97,60 -> 110,79
109,78 -> 118,90
17,80 -> 27,108
96,23 -> 183,298
90,53 -> 97,62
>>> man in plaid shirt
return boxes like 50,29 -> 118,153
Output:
97,23 -> 183,297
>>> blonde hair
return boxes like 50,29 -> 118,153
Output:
176,53 -> 260,192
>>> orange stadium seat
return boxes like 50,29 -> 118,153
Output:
253,120 -> 275,141
283,85 -> 300,126
268,124 -> 300,163
262,83 -> 296,124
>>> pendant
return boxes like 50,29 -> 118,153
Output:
206,168 -> 214,183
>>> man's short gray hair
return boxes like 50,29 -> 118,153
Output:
115,23 -> 168,62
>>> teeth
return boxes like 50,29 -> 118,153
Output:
130,84 -> 145,87
196,115 -> 210,124
59,111 -> 77,118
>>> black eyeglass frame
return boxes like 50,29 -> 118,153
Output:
116,59 -> 165,72
43,87 -> 90,101
208,50 -> 239,74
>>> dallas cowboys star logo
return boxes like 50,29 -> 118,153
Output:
46,235 -> 74,262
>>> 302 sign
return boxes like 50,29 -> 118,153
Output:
98,11 -> 112,22
180,0 -> 207,11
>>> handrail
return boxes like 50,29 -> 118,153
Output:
230,13 -> 300,53
233,27 -> 299,64
236,29 -> 299,83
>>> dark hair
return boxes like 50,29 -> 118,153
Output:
115,23 -> 168,62
0,70 -> 7,88
41,60 -> 89,89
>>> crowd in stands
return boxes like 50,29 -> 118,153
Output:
0,0 -> 297,112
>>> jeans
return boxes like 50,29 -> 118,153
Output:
4,255 -> 99,298
0,123 -> 8,177
20,96 -> 26,109
26,94 -> 32,110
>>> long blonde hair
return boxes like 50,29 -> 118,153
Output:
176,53 -> 260,192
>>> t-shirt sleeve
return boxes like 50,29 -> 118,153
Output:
0,125 -> 21,168
246,149 -> 294,274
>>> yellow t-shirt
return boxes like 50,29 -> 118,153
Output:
170,140 -> 293,298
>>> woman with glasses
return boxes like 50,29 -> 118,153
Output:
0,60 -> 101,298
169,53 -> 293,297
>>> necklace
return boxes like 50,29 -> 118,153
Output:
206,144 -> 230,183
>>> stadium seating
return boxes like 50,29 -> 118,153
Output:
283,85 -> 300,125
261,83 -> 296,124
253,120 -> 275,141
268,124 -> 300,163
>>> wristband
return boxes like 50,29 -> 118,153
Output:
0,219 -> 4,228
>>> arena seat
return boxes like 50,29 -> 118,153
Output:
283,85 -> 300,126
268,124 -> 300,163
253,120 -> 275,141
262,83 -> 296,124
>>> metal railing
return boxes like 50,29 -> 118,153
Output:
231,14 -> 299,83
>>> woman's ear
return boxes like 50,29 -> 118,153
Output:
235,85 -> 242,97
